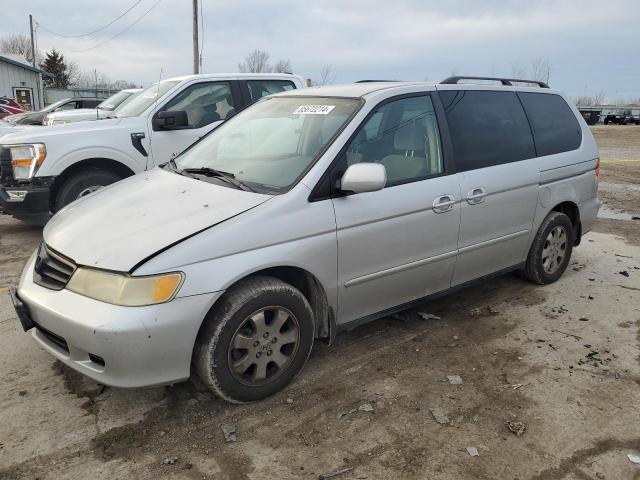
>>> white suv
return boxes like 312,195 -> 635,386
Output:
42,88 -> 143,126
0,73 -> 305,224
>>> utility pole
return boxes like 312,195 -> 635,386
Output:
29,14 -> 36,67
192,0 -> 199,74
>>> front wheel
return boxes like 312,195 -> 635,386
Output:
194,276 -> 315,403
521,212 -> 574,285
53,169 -> 121,211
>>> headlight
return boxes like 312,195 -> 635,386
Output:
66,268 -> 184,306
8,143 -> 46,180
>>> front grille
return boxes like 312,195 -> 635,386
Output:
0,147 -> 12,183
33,243 -> 76,290
35,323 -> 69,353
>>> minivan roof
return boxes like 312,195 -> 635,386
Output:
278,81 -> 560,99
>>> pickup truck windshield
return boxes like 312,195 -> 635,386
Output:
175,96 -> 361,193
98,91 -> 134,111
115,81 -> 179,118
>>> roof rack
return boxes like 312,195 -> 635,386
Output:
440,76 -> 549,88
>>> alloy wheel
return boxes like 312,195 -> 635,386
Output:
542,225 -> 568,274
228,307 -> 300,386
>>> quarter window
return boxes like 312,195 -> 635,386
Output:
160,81 -> 236,129
518,93 -> 582,156
439,90 -> 536,171
344,95 -> 444,185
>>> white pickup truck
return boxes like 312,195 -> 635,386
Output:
42,88 -> 143,126
0,73 -> 305,224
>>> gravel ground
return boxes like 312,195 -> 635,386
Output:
0,126 -> 639,480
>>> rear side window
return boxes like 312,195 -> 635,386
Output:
439,90 -> 535,171
247,80 -> 295,103
518,93 -> 582,156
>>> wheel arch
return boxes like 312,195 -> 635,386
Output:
50,158 -> 135,211
197,265 -> 333,343
550,201 -> 581,245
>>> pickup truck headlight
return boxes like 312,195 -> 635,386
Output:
66,268 -> 184,306
8,144 -> 47,180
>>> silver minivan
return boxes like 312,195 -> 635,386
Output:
11,77 -> 600,403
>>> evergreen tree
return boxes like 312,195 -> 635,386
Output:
40,49 -> 71,88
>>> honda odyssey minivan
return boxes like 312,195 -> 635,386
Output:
11,76 -> 600,403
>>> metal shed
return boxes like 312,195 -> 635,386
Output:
0,53 -> 46,111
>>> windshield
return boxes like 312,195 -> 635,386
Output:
98,91 -> 135,111
42,98 -> 72,113
175,96 -> 361,193
115,81 -> 179,118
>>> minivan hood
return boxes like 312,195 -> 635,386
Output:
44,168 -> 272,272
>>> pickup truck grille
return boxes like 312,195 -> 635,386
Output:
33,243 -> 76,290
0,147 -> 12,183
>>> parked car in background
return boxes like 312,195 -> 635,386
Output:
578,108 -> 601,125
43,89 -> 143,126
603,109 -> 632,125
0,97 -> 24,119
3,97 -> 102,125
0,73 -> 305,224
10,77 -> 600,403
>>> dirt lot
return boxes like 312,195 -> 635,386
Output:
1,126 -> 639,480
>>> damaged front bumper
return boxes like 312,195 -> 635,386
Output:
16,252 -> 222,388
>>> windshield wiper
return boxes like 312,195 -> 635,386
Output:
182,167 -> 254,192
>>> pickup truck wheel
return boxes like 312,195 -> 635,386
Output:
521,212 -> 574,285
53,170 -> 121,211
194,275 -> 314,404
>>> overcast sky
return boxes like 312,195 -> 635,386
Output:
4,0 -> 639,99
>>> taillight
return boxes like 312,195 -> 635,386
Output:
595,158 -> 600,177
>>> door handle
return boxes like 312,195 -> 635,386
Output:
433,194 -> 456,214
466,187 -> 487,205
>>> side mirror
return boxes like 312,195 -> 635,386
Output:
153,110 -> 188,130
339,163 -> 386,194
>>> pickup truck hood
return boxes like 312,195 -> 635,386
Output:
0,117 -> 127,143
44,168 -> 272,272
0,122 -> 32,139
46,108 -> 106,122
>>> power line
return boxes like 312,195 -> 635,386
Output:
36,0 -> 143,38
68,0 -> 164,54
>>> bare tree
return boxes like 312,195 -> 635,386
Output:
510,61 -> 527,79
0,34 -> 42,65
238,49 -> 271,73
272,59 -> 292,73
318,64 -> 336,86
530,57 -> 551,84
573,89 -> 608,107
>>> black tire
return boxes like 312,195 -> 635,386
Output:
53,169 -> 121,211
194,276 -> 314,403
521,212 -> 574,285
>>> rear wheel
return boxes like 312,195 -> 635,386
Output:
194,276 -> 314,403
53,169 -> 121,211
521,212 -> 574,285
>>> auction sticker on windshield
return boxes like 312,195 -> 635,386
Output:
293,105 -> 335,115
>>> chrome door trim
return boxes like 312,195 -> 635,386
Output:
458,229 -> 529,254
345,249 -> 458,288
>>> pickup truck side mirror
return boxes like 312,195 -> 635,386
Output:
153,110 -> 188,130
339,163 -> 386,194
